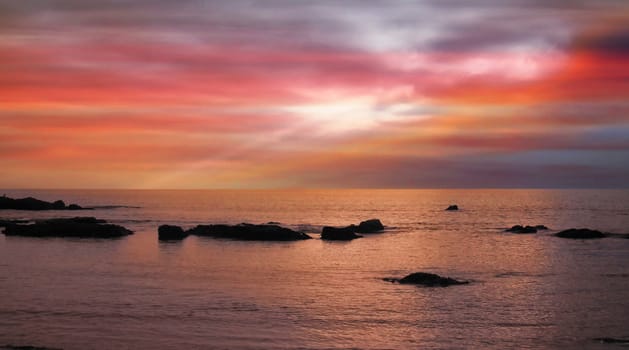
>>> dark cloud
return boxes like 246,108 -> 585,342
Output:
581,27 -> 629,55
296,152 -> 629,188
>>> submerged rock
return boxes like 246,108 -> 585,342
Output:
2,217 -> 132,238
1,345 -> 63,350
158,225 -> 188,241
505,225 -> 538,234
555,228 -> 605,239
356,219 -> 384,233
594,338 -> 629,344
445,205 -> 459,211
385,272 -> 468,287
187,223 -> 311,241
0,196 -> 90,211
321,226 -> 362,241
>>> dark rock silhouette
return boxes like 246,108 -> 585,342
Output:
158,225 -> 188,240
2,217 -> 132,238
0,196 -> 90,211
0,219 -> 29,227
445,205 -> 459,211
384,272 -> 468,287
1,345 -> 63,350
356,219 -> 384,233
555,228 -> 605,239
535,225 -> 549,230
505,225 -> 538,234
321,226 -> 362,240
594,338 -> 629,344
51,200 -> 66,209
187,223 -> 311,241
319,218 -> 385,239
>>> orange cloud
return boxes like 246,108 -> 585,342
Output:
1,3 -> 628,189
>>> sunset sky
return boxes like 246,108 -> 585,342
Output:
1,0 -> 628,189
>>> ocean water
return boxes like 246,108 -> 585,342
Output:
0,189 -> 628,349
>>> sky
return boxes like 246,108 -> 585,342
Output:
1,0 -> 628,189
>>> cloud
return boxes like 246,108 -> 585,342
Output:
579,26 -> 629,55
0,0 -> 628,188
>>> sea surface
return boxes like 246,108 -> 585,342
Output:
0,189 -> 628,349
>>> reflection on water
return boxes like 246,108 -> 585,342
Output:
0,189 -> 628,349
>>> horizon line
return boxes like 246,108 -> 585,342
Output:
2,187 -> 628,191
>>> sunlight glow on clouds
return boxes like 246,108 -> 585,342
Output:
0,0 -> 628,188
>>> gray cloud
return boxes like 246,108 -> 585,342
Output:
2,0 -> 622,54
580,28 -> 629,55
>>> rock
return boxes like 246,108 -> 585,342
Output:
187,223 -> 311,241
0,196 -> 89,211
0,219 -> 30,227
445,205 -> 459,211
535,225 -> 548,230
2,217 -> 132,238
356,219 -> 384,233
385,272 -> 468,287
555,228 -> 605,239
594,338 -> 629,344
158,225 -> 188,240
1,345 -> 63,350
51,200 -> 66,209
321,226 -> 362,240
0,196 -> 55,210
505,225 -> 538,234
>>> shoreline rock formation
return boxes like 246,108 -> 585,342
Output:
355,219 -> 385,233
384,272 -> 469,287
186,223 -> 311,241
158,225 -> 188,241
555,228 -> 606,239
321,226 -> 363,240
1,217 -> 132,238
505,225 -> 548,234
0,196 -> 89,211
0,219 -> 30,227
320,218 -> 384,240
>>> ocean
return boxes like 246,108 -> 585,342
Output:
1,189 -> 628,349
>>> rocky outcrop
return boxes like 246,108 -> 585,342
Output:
321,226 -> 362,240
445,205 -> 459,211
158,225 -> 188,240
506,225 -> 538,234
356,219 -> 384,233
0,219 -> 29,227
555,228 -> 605,239
384,272 -> 468,287
187,223 -> 311,241
594,338 -> 629,344
2,217 -> 132,238
0,196 -> 89,211
1,345 -> 63,350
